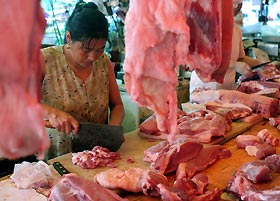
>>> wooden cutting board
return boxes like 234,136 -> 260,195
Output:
47,119 -> 276,201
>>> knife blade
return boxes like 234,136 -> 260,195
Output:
251,61 -> 272,70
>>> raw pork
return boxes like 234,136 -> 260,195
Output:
204,101 -> 252,120
190,89 -> 279,118
48,173 -> 127,201
227,170 -> 280,201
94,167 -> 168,196
240,161 -> 272,184
124,0 -> 233,142
245,144 -> 276,159
72,146 -> 121,169
265,154 -> 280,173
0,1 -> 49,159
176,145 -> 231,178
236,135 -> 262,149
257,129 -> 280,147
143,139 -> 203,174
11,161 -> 58,190
139,109 -> 231,143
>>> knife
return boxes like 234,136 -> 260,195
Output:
45,120 -> 124,152
53,161 -> 70,176
251,61 -> 272,70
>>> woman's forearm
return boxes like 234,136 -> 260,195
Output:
109,105 -> 125,126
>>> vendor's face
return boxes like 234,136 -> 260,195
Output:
70,38 -> 106,68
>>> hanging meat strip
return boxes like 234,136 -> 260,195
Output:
123,0 -> 233,142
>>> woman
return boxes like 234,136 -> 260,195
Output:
41,2 -> 124,159
189,1 -> 262,95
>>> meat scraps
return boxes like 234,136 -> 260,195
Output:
48,173 -> 127,201
190,89 -> 279,118
0,0 -> 50,159
72,146 -> 121,169
123,0 -> 233,142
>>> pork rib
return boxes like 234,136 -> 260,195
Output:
0,1 -> 49,159
123,0 -> 233,142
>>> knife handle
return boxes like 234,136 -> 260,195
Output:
53,162 -> 70,176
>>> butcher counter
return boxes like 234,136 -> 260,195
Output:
1,120 -> 280,200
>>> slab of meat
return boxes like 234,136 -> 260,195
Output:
236,135 -> 262,149
48,173 -> 127,201
204,101 -> 252,120
72,146 -> 121,169
0,1 -> 50,159
190,89 -> 279,118
245,143 -> 276,159
240,161 -> 272,184
94,167 -> 168,196
124,0 -> 233,143
139,109 -> 231,143
176,145 -> 231,179
227,170 -> 280,201
143,139 -> 203,174
265,154 -> 280,173
237,81 -> 280,99
257,129 -> 280,147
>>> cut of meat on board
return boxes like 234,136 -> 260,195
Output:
123,0 -> 233,143
190,89 -> 279,119
94,167 -> 169,196
227,170 -> 280,201
138,109 -> 231,143
48,173 -> 127,201
0,1 -> 50,160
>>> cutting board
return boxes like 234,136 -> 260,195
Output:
48,120 -> 280,201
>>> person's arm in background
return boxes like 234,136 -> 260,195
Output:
107,60 -> 125,126
234,24 -> 262,77
40,51 -> 79,134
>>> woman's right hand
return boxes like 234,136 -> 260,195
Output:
42,104 -> 79,134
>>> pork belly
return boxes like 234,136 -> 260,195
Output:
124,0 -> 233,142
191,89 -> 279,118
204,101 -> 252,120
257,129 -> 280,147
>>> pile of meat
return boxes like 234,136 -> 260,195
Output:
190,89 -> 279,119
0,1 -> 50,159
227,154 -> 280,200
72,146 -> 121,169
123,0 -> 234,141
92,140 -> 231,200
236,128 -> 280,159
94,167 -> 221,201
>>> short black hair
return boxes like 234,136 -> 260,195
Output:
66,2 -> 108,48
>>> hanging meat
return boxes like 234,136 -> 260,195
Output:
0,1 -> 50,159
123,0 -> 234,142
